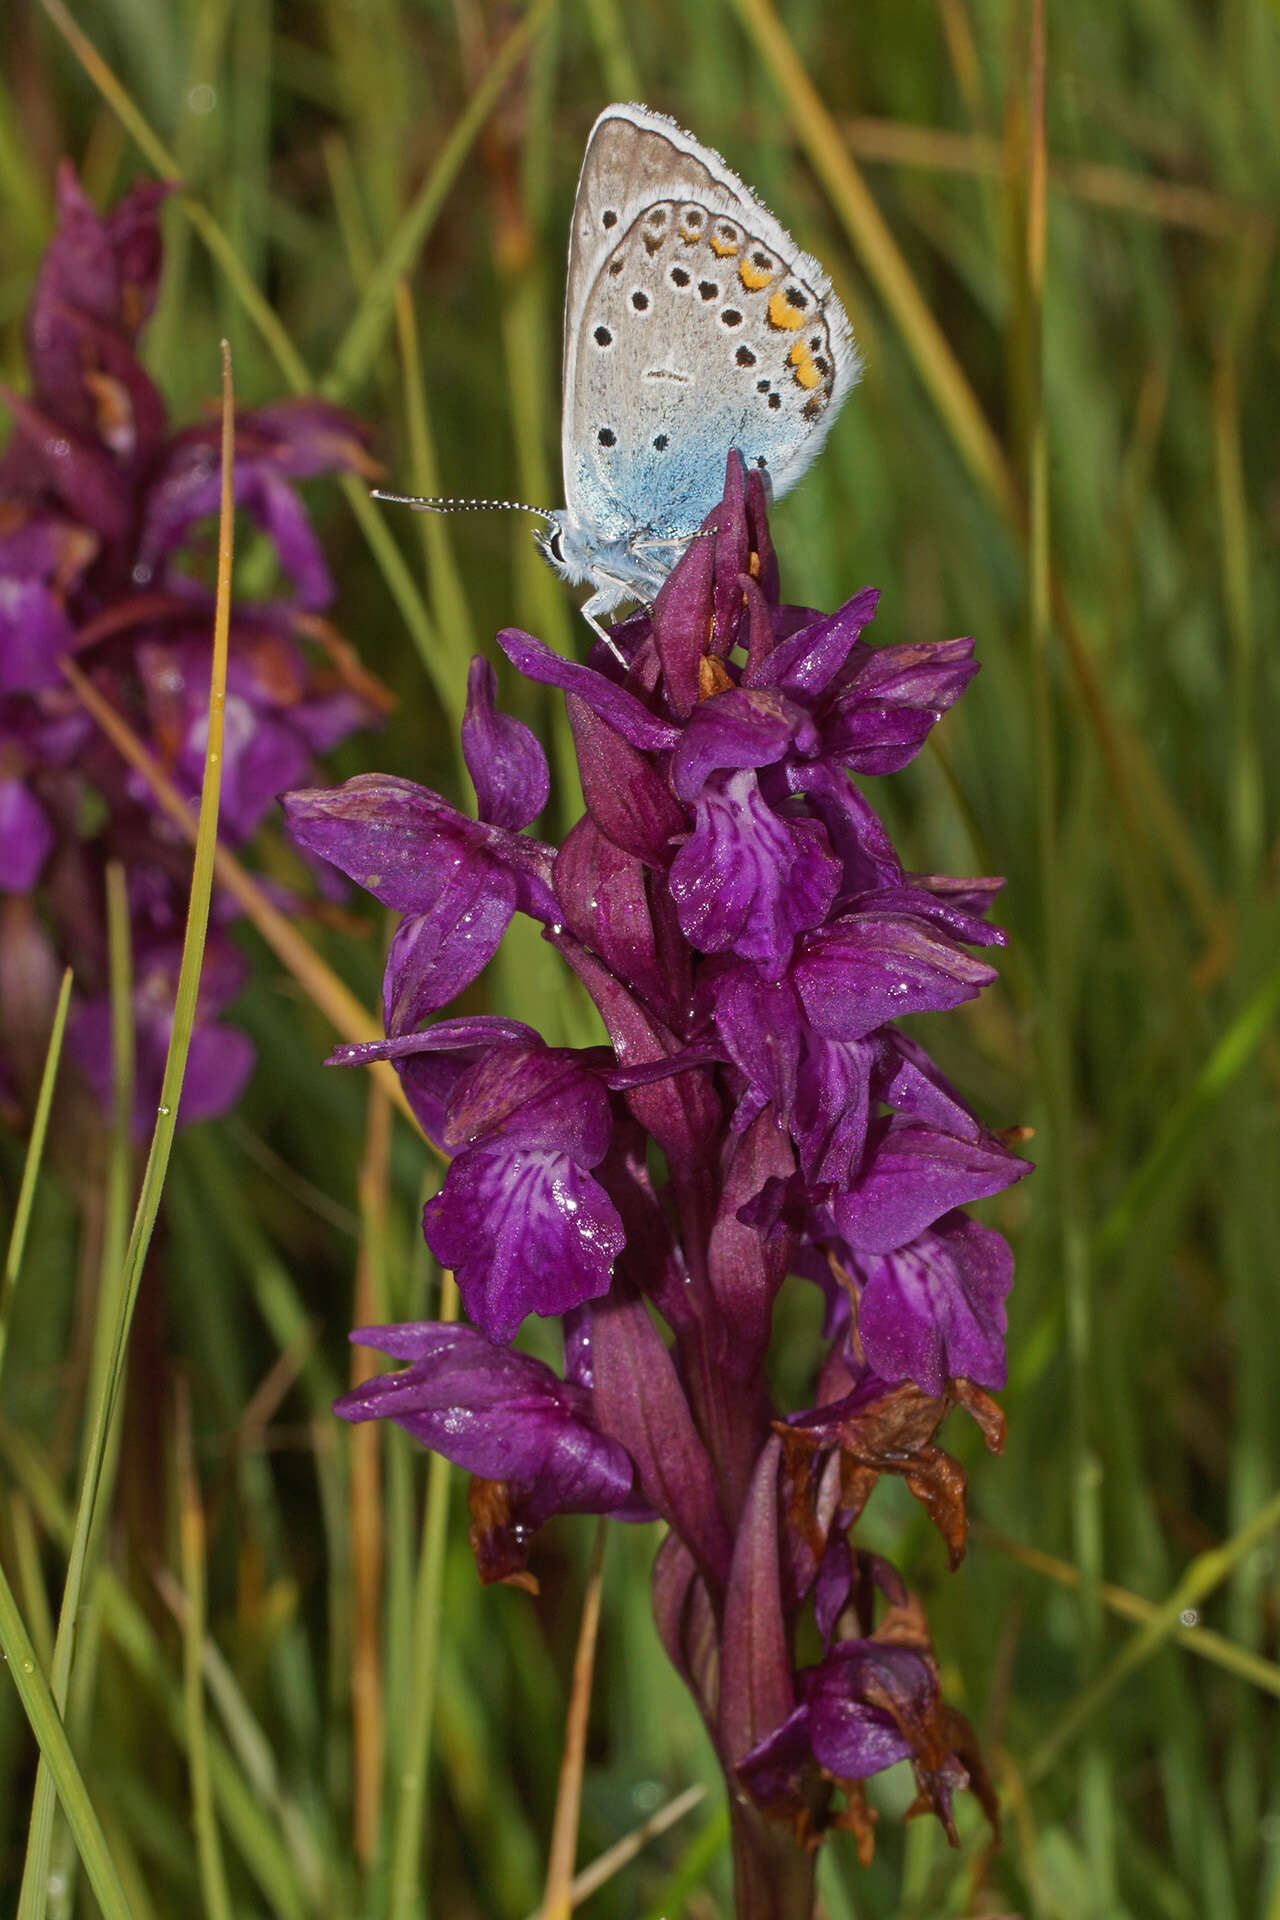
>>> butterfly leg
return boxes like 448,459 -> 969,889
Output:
631,531 -> 715,558
580,581 -> 645,668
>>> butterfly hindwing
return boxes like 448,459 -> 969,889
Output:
549,104 -> 860,621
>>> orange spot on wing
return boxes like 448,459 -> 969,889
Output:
709,232 -> 738,257
788,340 -> 822,389
767,289 -> 807,330
738,257 -> 774,291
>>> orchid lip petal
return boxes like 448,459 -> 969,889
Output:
334,1320 -> 636,1539
424,1146 -> 624,1340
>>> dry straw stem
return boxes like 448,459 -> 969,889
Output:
726,0 -> 1013,518
1026,1485 -> 1280,1784
841,116 -> 1270,240
150,1563 -> 328,1907
539,1518 -> 609,1920
522,1784 -> 709,1920
728,0 -> 1230,951
0,1416 -> 313,1918
57,656 -> 424,1140
36,0 -> 310,391
975,1525 -> 1280,1702
36,0 -> 553,403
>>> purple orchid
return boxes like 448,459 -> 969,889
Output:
0,161 -> 386,1127
337,1321 -> 643,1585
299,454 -> 1029,1916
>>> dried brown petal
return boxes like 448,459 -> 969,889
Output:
467,1477 -> 540,1593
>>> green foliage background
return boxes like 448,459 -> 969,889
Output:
1,1 -> 1278,1915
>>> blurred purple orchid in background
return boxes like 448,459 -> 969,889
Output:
288,455 -> 1029,1917
0,161 -> 386,1132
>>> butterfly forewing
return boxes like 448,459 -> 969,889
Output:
562,106 -> 857,550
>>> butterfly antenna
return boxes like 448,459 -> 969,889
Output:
371,489 -> 556,525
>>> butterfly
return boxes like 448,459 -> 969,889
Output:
377,104 -> 860,643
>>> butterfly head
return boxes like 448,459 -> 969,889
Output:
532,515 -> 575,583
534,513 -> 679,626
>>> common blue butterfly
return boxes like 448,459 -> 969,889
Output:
377,104 -> 860,643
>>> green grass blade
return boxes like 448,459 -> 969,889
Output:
37,0 -> 310,391
151,1564 -> 329,1907
351,1081 -> 393,1882
391,279 -> 477,686
976,1525 -> 1280,1699
1093,934 -> 1280,1266
338,473 -> 453,715
9,1496 -> 56,1678
523,1783 -> 707,1917
177,1384 -> 234,1920
17,343 -> 237,1920
0,1559 -> 133,1920
636,1803 -> 731,1920
581,0 -> 641,100
724,0 -> 1015,519
319,0 -> 556,405
389,1268 -> 458,1920
0,1420 -> 310,1920
0,968 -> 72,1389
35,0 -> 443,684
1027,1487 -> 1280,1785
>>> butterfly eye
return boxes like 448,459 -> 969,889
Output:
548,528 -> 565,564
